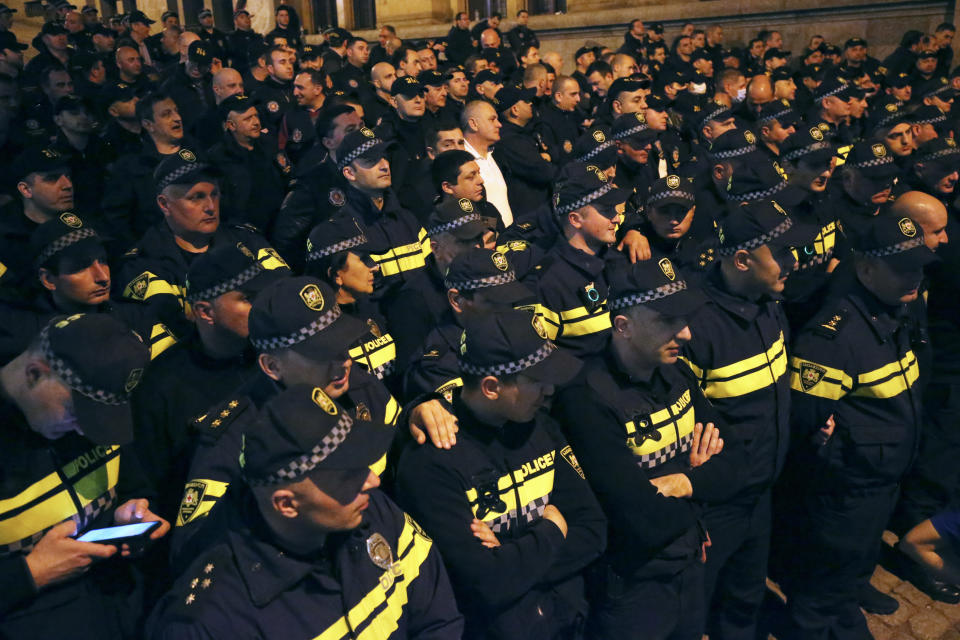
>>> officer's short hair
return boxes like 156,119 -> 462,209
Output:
425,119 -> 461,150
136,91 -> 174,123
266,45 -> 289,65
432,149 -> 475,193
39,64 -> 69,88
523,63 -> 546,86
391,46 -> 416,69
463,55 -> 484,76
936,22 -> 956,33
297,67 -> 326,87
314,104 -> 355,141
517,44 -> 537,60
346,36 -> 366,50
586,61 -> 612,77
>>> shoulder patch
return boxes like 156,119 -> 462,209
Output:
560,445 -> 586,479
813,309 -> 848,339
798,362 -> 827,391
125,273 -> 150,300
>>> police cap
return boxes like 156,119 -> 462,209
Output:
12,146 -> 69,181
553,161 -> 628,217
494,85 -> 535,113
574,46 -> 593,61
127,9 -> 154,25
854,214 -> 937,271
911,137 -> 960,180
864,96 -> 908,134
30,212 -> 102,269
443,248 -> 534,303
153,148 -> 220,193
305,216 -> 369,275
780,126 -> 836,169
218,93 -> 254,121
608,253 -> 706,317
708,128 -> 759,161
427,197 -> 497,241
798,64 -> 825,81
813,76 -> 854,101
248,276 -> 368,360
419,69 -> 445,87
644,93 -> 670,113
81,4 -> 97,13
98,82 -> 138,111
474,69 -> 502,85
763,48 -> 791,61
53,94 -> 93,115
691,100 -> 734,129
844,37 -> 868,49
915,76 -> 954,100
770,67 -> 793,84
646,175 -> 696,209
391,75 -> 425,98
188,40 -> 213,66
336,127 -> 390,171
719,199 -> 818,256
186,241 -> 289,305
160,9 -> 177,20
887,72 -> 912,88
611,112 -> 657,147
0,31 -> 27,51
459,309 -> 582,385
842,140 -> 900,180
756,99 -> 802,127
690,48 -> 712,63
918,49 -> 939,60
40,21 -> 68,36
573,126 -> 617,167
39,313 -> 150,445
912,104 -> 947,126
240,384 -> 393,503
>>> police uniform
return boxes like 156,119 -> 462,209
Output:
250,76 -> 295,130
680,200 -> 815,640
538,101 -> 582,166
376,78 -> 433,216
149,384 -> 463,639
778,215 -> 933,638
225,25 -> 261,73
396,310 -> 607,640
0,314 -> 151,640
555,257 -> 745,639
161,44 -> 217,137
195,16 -> 228,61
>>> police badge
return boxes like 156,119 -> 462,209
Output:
491,251 -> 508,271
329,188 -> 345,206
367,532 -> 403,591
898,217 -> 917,237
59,212 -> 82,228
799,362 -> 827,391
658,257 -> 676,281
299,283 -> 324,310
311,387 -> 338,415
267,100 -> 280,113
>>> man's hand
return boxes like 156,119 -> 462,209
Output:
699,530 -> 712,564
540,152 -> 552,162
618,230 -> 652,263
113,498 -> 170,557
812,414 -> 835,447
471,519 -> 501,548
689,422 -> 723,467
409,399 -> 459,449
25,520 -> 117,589
542,504 -> 568,538
649,473 -> 693,498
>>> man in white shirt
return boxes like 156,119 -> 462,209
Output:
462,99 -> 514,227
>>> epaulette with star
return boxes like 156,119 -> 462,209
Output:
191,396 -> 251,442
812,308 -> 849,339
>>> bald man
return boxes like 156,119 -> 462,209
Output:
368,62 -> 398,126
611,53 -> 638,79
480,27 -> 517,79
543,51 -> 564,74
212,68 -> 244,104
741,74 -> 773,120
191,67 -> 245,147
540,76 -> 583,165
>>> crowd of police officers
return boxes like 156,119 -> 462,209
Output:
1,3 -> 960,639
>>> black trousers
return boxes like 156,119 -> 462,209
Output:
702,489 -> 772,640
892,382 -> 960,535
783,484 -> 899,640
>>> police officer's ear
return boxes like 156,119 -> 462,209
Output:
156,191 -> 172,215
447,287 -> 466,313
612,98 -> 623,115
258,352 -> 283,382
426,145 -> 437,161
759,124 -> 772,141
712,161 -> 729,185
192,300 -> 215,326
479,375 -> 502,400
732,248 -> 753,272
16,179 -> 32,200
342,165 -> 357,183
612,313 -> 632,336
268,487 -> 299,518
37,267 -> 57,292
440,179 -> 456,196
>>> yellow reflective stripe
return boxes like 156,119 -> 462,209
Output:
370,452 -> 387,477
537,303 -> 611,338
384,396 -> 400,427
0,473 -> 61,515
0,261 -> 6,278
174,479 -> 229,527
465,452 -> 556,524
419,227 -> 433,259
370,240 -> 428,276
349,334 -> 397,372
435,378 -> 463,394
256,247 -> 289,270
834,144 -> 853,165
852,351 -> 919,399
313,514 -> 433,640
122,271 -> 184,301
703,333 -> 785,380
788,357 -> 853,400
685,333 -> 787,399
0,491 -> 76,545
624,389 -> 695,457
680,355 -> 703,380
149,323 -> 178,360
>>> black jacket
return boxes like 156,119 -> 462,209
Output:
207,132 -> 290,234
494,120 -> 556,220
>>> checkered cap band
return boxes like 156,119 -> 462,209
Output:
609,280 -> 689,310
187,263 -> 264,304
710,143 -> 757,160
925,83 -> 952,98
915,111 -> 947,125
723,177 -> 789,202
914,147 -> 960,164
647,190 -> 695,205
305,233 -> 367,262
247,412 -> 355,486
445,269 -> 517,292
846,154 -> 894,170
459,340 -> 555,377
250,304 -> 343,352
758,107 -> 794,124
861,234 -> 926,258
875,110 -> 905,130
157,161 -> 212,192
576,138 -> 615,161
427,212 -> 486,236
719,215 -> 794,256
38,227 -> 98,264
781,141 -> 834,162
612,123 -> 649,141
703,105 -> 731,123
337,137 -> 384,170
39,325 -> 127,405
556,182 -> 615,215
816,83 -> 848,100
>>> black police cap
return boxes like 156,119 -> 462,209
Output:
644,93 -> 670,112
153,148 -> 220,193
770,67 -> 793,83
419,69 -> 445,87
53,94 -> 93,115
391,75 -> 425,98
915,76 -> 954,100
30,212 -> 102,268
248,276 -> 368,360
573,127 -> 617,167
127,10 -> 154,24
718,199 -> 817,256
780,126 -> 836,168
188,40 -> 213,66
443,248 -> 534,303
612,112 -> 657,147
854,214 -> 937,271
708,128 -> 759,161
756,99 -> 801,127
842,141 -> 900,180
690,48 -> 712,63
0,3 -> 18,14
553,161 -> 627,217
887,72 -> 912,88
911,136 -> 960,179
40,21 -> 68,36
12,146 -> 69,180
813,76 -> 854,101
337,127 -> 390,171
646,174 -> 696,209
0,31 -> 27,51
494,85 -> 535,113
607,252 -> 706,317
305,216 -> 368,273
763,48 -> 791,61
218,94 -> 255,121
912,104 -> 947,126
427,197 -> 497,241
864,96 -> 908,134
186,241 -> 289,304
459,309 -> 582,385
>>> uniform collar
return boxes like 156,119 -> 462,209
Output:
702,264 -> 769,322
552,238 -> 608,279
846,279 -> 904,342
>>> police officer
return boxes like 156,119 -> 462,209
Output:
681,199 -> 816,640
376,75 -> 431,213
822,141 -> 901,248
0,313 -> 168,639
755,99 -> 801,158
147,383 -> 465,638
780,214 -> 935,638
225,8 -> 260,74
525,162 -> 627,358
195,8 -> 228,62
555,255 -> 744,639
250,45 -> 296,130
132,241 -> 289,520
539,75 -> 583,165
396,309 -> 607,639
494,84 -> 557,217
161,41 -> 216,139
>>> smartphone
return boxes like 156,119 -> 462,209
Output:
76,521 -> 160,545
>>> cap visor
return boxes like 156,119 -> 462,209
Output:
646,285 -> 708,318
774,183 -> 809,208
859,163 -> 901,180
73,392 -> 134,445
496,279 -> 536,304
523,346 -> 583,386
306,418 -> 395,503
884,246 -> 939,271
592,186 -> 630,213
238,267 -> 289,298
290,313 -> 371,362
773,217 -> 821,250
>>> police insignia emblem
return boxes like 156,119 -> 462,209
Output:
898,217 -> 917,237
560,445 -> 585,479
355,402 -> 372,421
459,198 -> 474,212
592,130 -> 605,143
491,251 -> 508,271
507,240 -> 527,251
666,175 -> 680,189
367,318 -> 382,338
125,368 -> 143,393
631,413 -> 661,446
349,79 -> 358,88
744,130 -> 756,144
329,188 -> 345,206
267,100 -> 279,113
531,314 -> 548,339
177,480 -> 207,525
292,128 -> 303,143
772,200 -> 788,216
885,102 -> 897,113
437,381 -> 458,404
563,139 -> 573,153
818,123 -> 830,132
179,148 -> 197,162
41,147 -> 59,159
586,164 -> 607,181
799,362 -> 827,391
59,212 -> 82,228
300,283 -> 324,310
306,238 -> 313,252
872,143 -> 886,158
367,532 -> 403,590
554,192 -> 561,208
658,257 -> 676,281
635,111 -> 646,123
311,387 -> 338,415
361,127 -> 375,138
127,273 -> 150,300
949,138 -> 957,148
54,313 -> 84,329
